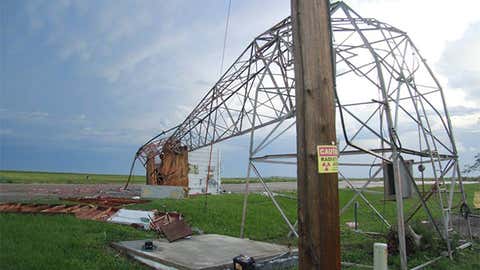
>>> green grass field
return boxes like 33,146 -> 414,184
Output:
0,170 -> 146,184
0,214 -> 154,270
1,182 -> 479,269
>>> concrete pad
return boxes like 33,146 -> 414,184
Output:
129,254 -> 177,270
112,234 -> 292,270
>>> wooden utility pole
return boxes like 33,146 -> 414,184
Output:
292,0 -> 341,269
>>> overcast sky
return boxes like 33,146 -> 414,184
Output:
1,0 -> 479,176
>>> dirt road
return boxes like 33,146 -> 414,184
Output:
221,181 -> 478,193
221,181 -> 386,193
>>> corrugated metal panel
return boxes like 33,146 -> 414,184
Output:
188,146 -> 221,195
107,209 -> 156,229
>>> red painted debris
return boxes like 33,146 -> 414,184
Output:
0,203 -> 118,221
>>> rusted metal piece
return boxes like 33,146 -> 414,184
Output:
148,211 -> 193,242
158,219 -> 193,242
0,203 -> 118,221
61,197 -> 149,207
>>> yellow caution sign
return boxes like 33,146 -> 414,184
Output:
317,145 -> 338,174
474,191 -> 480,209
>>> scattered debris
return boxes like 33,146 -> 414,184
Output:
149,212 -> 193,242
103,208 -> 189,238
0,202 -> 191,241
149,211 -> 183,229
386,226 -> 418,255
61,196 -> 149,207
0,203 -> 117,221
345,221 -> 358,230
191,226 -> 204,235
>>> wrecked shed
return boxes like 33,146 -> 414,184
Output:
145,143 -> 222,195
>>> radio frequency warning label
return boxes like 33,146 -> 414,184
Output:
317,145 -> 339,174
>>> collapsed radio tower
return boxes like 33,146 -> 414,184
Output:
125,2 -> 473,268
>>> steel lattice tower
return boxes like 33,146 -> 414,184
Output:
126,2 -> 473,268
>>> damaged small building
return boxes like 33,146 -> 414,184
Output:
141,140 -> 221,196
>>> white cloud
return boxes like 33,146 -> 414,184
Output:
346,0 -> 479,61
451,113 -> 480,130
344,0 -> 480,110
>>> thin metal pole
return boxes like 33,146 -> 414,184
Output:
340,171 -> 391,227
354,201 -> 359,231
250,164 -> 298,237
239,68 -> 263,238
124,154 -> 139,190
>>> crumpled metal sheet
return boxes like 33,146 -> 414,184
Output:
148,212 -> 193,241
107,209 -> 156,229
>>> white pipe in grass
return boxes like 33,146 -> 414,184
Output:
373,243 -> 388,270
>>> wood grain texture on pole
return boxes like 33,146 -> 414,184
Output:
291,0 -> 341,269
